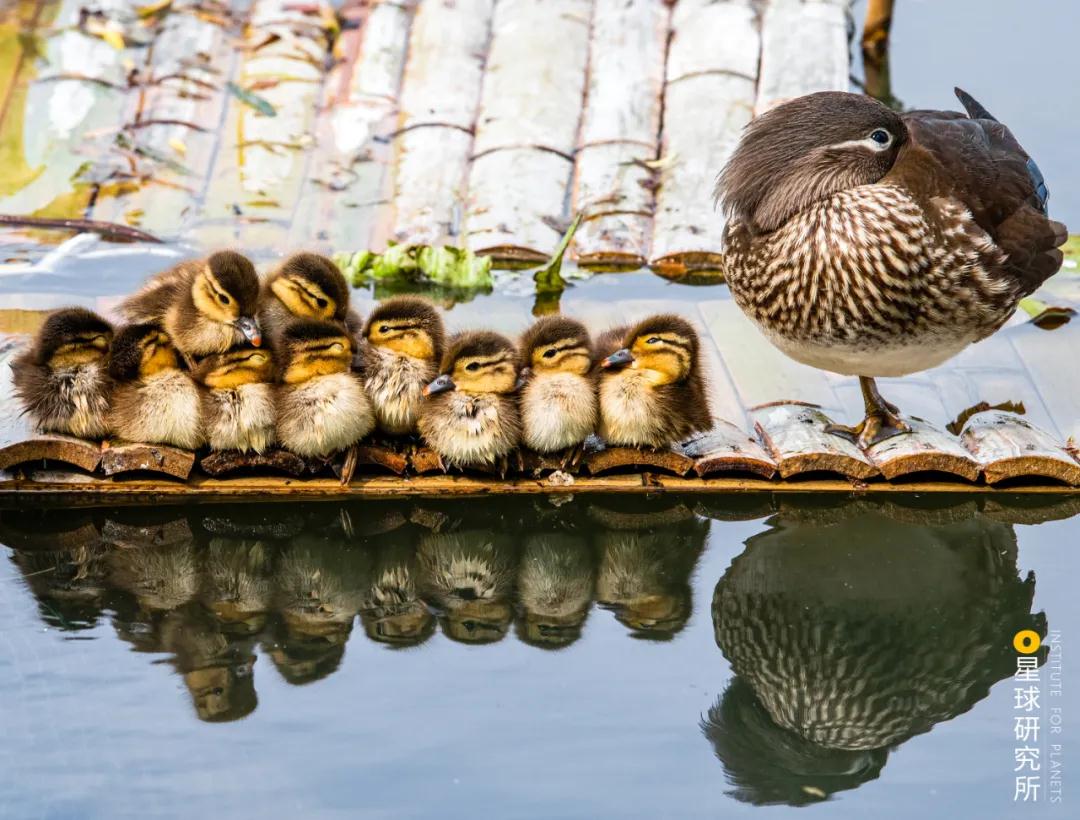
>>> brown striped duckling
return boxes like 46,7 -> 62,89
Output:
12,307 -> 114,439
108,324 -> 204,450
418,330 -> 521,471
597,314 -> 711,448
361,296 -> 446,436
119,250 -> 262,364
193,345 -> 276,454
259,252 -> 362,346
274,319 -> 375,459
518,316 -> 597,455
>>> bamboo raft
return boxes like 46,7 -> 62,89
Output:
2,297 -> 1078,499
0,0 -> 852,269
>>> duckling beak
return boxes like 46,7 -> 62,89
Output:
514,367 -> 531,390
235,316 -> 262,347
601,348 -> 634,369
423,374 -> 455,396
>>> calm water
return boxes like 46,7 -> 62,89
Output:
1,495 -> 1077,818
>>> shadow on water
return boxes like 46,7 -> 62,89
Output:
0,493 -> 1066,807
703,501 -> 1047,806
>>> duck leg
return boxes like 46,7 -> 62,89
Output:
826,376 -> 910,448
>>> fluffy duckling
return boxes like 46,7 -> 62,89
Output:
193,345 -> 276,454
119,251 -> 262,363
597,314 -> 711,448
108,324 -> 204,450
12,307 -> 113,439
274,319 -> 375,458
360,296 -> 445,436
259,252 -> 361,345
518,316 -> 597,454
418,331 -> 521,470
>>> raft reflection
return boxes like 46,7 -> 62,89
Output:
703,502 -> 1047,806
1,497 -> 709,721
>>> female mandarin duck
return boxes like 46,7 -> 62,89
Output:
717,89 -> 1067,447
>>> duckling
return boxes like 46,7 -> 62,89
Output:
259,252 -> 362,346
418,330 -> 521,470
597,314 -> 711,448
193,344 -> 276,454
12,307 -> 113,439
361,296 -> 446,436
118,250 -> 262,364
274,319 -> 375,459
518,316 -> 597,455
108,323 -> 204,450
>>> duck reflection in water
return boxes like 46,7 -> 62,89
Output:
591,500 -> 709,639
359,533 -> 436,648
703,501 -> 1047,805
515,530 -> 595,649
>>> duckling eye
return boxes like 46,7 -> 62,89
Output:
315,297 -> 328,309
218,293 -> 230,305
869,129 -> 891,145
465,362 -> 480,372
647,337 -> 661,345
379,325 -> 389,334
542,349 -> 557,359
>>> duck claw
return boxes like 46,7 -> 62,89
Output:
340,445 -> 358,485
826,412 -> 911,449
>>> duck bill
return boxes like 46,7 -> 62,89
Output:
514,367 -> 531,391
601,348 -> 634,369
235,316 -> 262,347
423,374 -> 455,396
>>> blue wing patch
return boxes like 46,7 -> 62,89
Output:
1026,157 -> 1050,214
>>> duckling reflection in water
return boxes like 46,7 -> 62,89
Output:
360,538 -> 436,648
270,535 -> 371,682
418,530 -> 518,644
105,536 -> 199,613
515,532 -> 595,649
593,503 -> 709,639
9,544 -> 110,631
704,503 -> 1045,805
12,307 -> 113,439
199,538 -> 277,636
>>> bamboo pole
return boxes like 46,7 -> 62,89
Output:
756,0 -> 852,113
464,0 -> 592,260
290,0 -> 415,251
649,0 -> 759,271
191,0 -> 334,251
571,0 -> 668,265
388,0 -> 495,246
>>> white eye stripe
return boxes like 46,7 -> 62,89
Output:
825,132 -> 894,152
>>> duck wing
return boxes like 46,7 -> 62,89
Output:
118,261 -> 197,323
890,88 -> 1066,297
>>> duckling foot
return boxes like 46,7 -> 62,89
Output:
340,445 -> 359,486
560,443 -> 585,471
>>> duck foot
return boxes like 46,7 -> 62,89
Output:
340,445 -> 358,485
826,376 -> 911,448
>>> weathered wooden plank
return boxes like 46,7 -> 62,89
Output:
960,410 -> 1080,486
0,434 -> 102,474
464,148 -> 571,261
752,402 -> 879,479
583,440 -> 696,477
200,448 -> 310,478
90,1 -> 239,239
191,0 -> 333,248
291,0 -> 414,250
0,0 -> 135,224
101,442 -> 195,480
390,127 -> 473,245
756,0 -> 851,113
863,417 -> 981,481
676,422 -> 778,479
650,0 -> 758,269
571,0 -> 667,264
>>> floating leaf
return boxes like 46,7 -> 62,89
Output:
225,81 -> 276,117
136,0 -> 173,17
1018,296 -> 1075,329
533,211 -> 583,295
334,244 -> 492,290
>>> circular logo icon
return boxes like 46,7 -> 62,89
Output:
1013,630 -> 1041,654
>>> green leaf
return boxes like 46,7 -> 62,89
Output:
533,212 -> 583,294
226,81 -> 277,117
417,246 -> 492,287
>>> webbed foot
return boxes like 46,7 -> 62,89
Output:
826,376 -> 911,448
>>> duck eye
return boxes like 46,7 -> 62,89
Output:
869,129 -> 890,145
315,298 -> 328,309
542,349 -> 557,359
218,293 -> 230,305
647,337 -> 661,345
465,362 -> 480,372
379,325 -> 389,334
